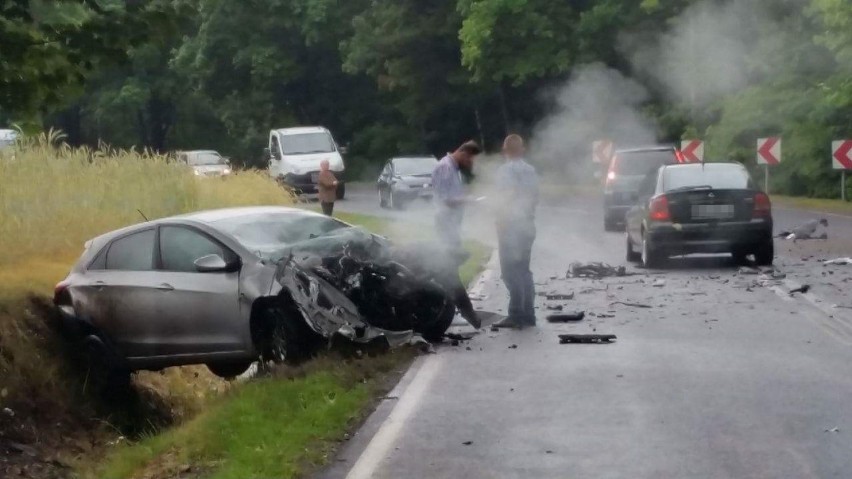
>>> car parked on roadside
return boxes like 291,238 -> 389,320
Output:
0,129 -> 18,149
625,162 -> 773,268
604,146 -> 681,231
377,156 -> 437,209
177,150 -> 232,177
54,207 -> 460,386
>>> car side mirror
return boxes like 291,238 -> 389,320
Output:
194,254 -> 230,273
223,157 -> 231,165
263,148 -> 271,159
339,146 -> 349,155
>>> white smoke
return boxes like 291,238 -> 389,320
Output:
529,63 -> 658,181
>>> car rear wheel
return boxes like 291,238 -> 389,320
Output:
641,232 -> 664,269
754,239 -> 774,266
207,361 -> 252,380
379,188 -> 388,208
626,234 -> 641,262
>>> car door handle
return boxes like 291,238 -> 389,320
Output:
156,283 -> 175,291
91,281 -> 106,290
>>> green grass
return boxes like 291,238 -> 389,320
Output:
89,354 -> 413,479
773,195 -> 852,216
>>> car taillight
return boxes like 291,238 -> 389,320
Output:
649,195 -> 670,221
754,192 -> 771,218
54,280 -> 70,305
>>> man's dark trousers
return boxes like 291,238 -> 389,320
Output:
498,226 -> 535,325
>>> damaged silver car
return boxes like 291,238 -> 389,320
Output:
54,207 -> 464,381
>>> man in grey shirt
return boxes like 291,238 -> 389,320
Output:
493,134 -> 539,328
432,140 -> 483,329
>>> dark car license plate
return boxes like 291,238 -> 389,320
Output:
692,204 -> 734,220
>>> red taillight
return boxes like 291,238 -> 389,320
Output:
754,192 -> 771,218
54,281 -> 70,305
649,195 -> 670,221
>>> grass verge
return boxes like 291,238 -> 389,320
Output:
773,195 -> 852,216
88,352 -> 415,479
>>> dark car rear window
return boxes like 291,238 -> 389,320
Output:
612,151 -> 675,176
663,164 -> 751,191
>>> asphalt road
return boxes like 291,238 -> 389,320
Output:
320,185 -> 852,479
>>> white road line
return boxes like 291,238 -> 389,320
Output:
346,252 -> 498,478
345,354 -> 445,479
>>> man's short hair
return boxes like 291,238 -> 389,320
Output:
503,134 -> 524,151
457,140 -> 482,156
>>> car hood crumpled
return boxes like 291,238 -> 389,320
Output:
269,228 -> 455,347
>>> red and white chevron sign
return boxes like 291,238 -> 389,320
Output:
757,137 -> 781,165
833,140 -> 852,170
680,140 -> 704,163
592,140 -> 614,164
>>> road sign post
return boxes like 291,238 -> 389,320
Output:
757,137 -> 781,194
680,140 -> 704,163
832,140 -> 852,201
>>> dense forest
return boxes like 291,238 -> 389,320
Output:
2,0 -> 852,194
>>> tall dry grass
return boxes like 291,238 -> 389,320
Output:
0,132 -> 293,415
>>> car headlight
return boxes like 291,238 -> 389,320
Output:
223,168 -> 232,175
194,169 -> 201,176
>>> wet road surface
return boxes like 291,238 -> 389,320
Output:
320,185 -> 852,479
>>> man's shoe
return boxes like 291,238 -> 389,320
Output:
493,317 -> 524,329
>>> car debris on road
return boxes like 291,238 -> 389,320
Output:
779,218 -> 828,241
823,257 -> 852,266
789,284 -> 811,295
567,262 -> 630,279
546,312 -> 585,323
558,334 -> 617,344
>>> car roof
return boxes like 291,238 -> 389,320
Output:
86,207 -> 320,245
181,150 -> 220,155
275,126 -> 328,135
662,162 -> 744,171
615,146 -> 676,154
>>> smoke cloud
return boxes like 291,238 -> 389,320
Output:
529,63 -> 658,181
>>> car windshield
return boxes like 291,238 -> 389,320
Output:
212,212 -> 351,259
281,132 -> 335,155
664,164 -> 751,191
613,151 -> 675,176
394,157 -> 436,175
186,152 -> 226,166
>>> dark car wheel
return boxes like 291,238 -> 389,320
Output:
379,188 -> 388,208
420,299 -> 457,343
641,232 -> 665,269
207,361 -> 252,380
731,245 -> 750,266
626,234 -> 641,262
754,238 -> 774,266
336,181 -> 345,200
83,338 -> 131,396
256,303 -> 319,365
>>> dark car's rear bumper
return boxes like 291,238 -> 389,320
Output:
647,219 -> 772,254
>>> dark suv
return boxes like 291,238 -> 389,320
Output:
603,146 -> 680,231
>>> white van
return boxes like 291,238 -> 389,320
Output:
267,126 -> 346,198
0,129 -> 18,149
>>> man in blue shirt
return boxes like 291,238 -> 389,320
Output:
432,140 -> 481,255
432,140 -> 483,329
493,134 -> 539,329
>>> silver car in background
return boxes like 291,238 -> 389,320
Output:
377,156 -> 437,209
178,150 -> 232,177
